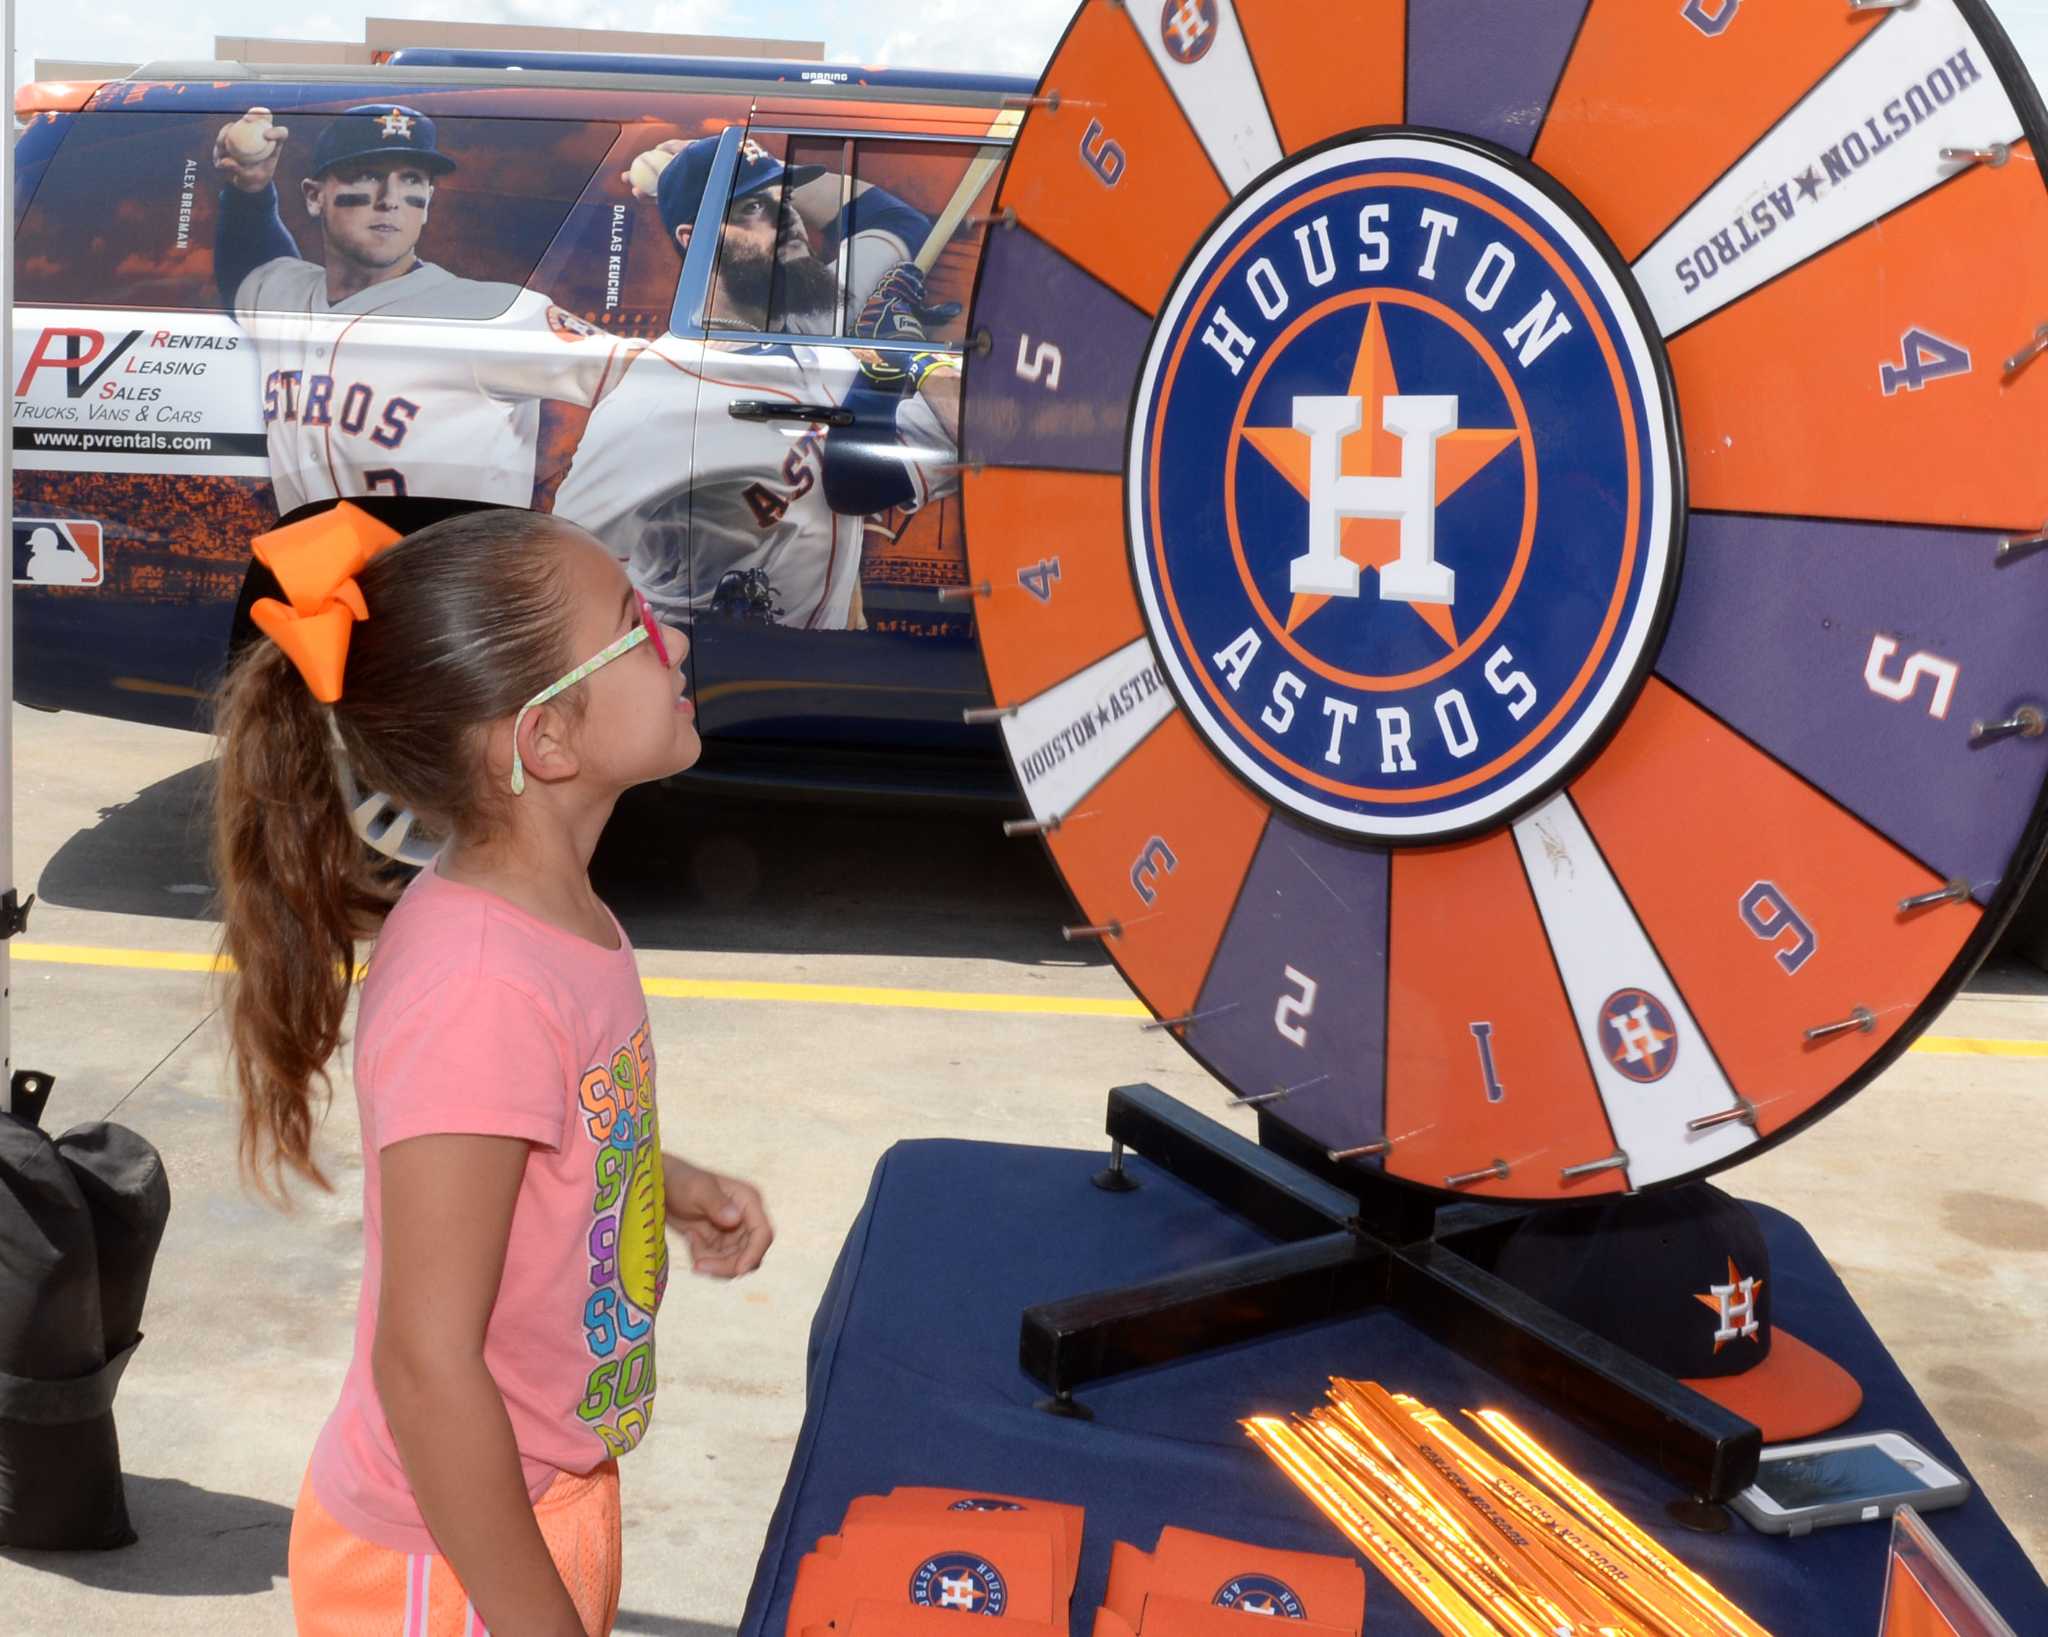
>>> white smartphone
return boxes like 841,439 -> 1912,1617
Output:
1730,1430 -> 1970,1537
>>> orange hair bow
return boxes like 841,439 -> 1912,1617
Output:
248,502 -> 404,703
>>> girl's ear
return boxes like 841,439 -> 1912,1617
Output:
492,703 -> 582,793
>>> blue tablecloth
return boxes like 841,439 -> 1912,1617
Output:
739,1140 -> 2046,1636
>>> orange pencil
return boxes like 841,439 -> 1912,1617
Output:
1293,1418 -> 1581,1637
1469,1410 -> 1772,1637
1322,1385 -> 1628,1635
1392,1398 -> 1724,1637
1245,1417 -> 1516,1637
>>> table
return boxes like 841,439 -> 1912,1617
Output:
738,1140 -> 2047,1636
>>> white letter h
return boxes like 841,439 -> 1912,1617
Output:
1288,393 -> 1458,605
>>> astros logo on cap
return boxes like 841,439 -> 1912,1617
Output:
1129,135 -> 1680,840
1696,1257 -> 1764,1351
910,1555 -> 1009,1615
1215,1575 -> 1306,1618
1597,987 -> 1680,1084
377,110 -> 415,139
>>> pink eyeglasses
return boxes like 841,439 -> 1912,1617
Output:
510,589 -> 673,795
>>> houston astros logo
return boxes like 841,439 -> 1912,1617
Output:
377,110 -> 415,139
1597,987 -> 1679,1084
1161,0 -> 1220,63
1696,1257 -> 1764,1351
1215,1576 -> 1306,1618
910,1555 -> 1009,1615
1129,136 -> 1680,839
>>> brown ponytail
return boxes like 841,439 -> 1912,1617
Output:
212,507 -> 591,1205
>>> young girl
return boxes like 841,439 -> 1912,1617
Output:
212,501 -> 773,1636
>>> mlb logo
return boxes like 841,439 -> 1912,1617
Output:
13,519 -> 103,587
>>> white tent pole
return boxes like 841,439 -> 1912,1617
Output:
3,0 -> 17,1118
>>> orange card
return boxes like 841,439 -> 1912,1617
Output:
844,1600 -> 1069,1637
789,1552 -> 853,1637
1104,1541 -> 1155,1627
1137,1594 -> 1358,1637
1150,1528 -> 1365,1634
847,1489 -> 1083,1596
831,1519 -> 1058,1623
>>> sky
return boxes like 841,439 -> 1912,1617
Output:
10,0 -> 1077,79
10,0 -> 2048,87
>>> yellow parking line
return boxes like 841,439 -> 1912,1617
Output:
639,975 -> 1147,1018
9,941 -> 2048,1044
9,940 -> 1148,1019
14,941 -> 224,975
1912,1034 -> 2048,1059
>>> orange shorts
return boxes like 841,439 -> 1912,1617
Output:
287,1460 -> 622,1636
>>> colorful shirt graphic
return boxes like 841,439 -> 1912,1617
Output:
306,862 -> 667,1556
574,1018 -> 668,1458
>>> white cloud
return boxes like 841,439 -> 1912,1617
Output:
841,0 -> 1069,75
17,0 -> 2048,104
16,0 -> 738,77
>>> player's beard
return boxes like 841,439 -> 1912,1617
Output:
771,254 -> 840,327
720,245 -> 838,330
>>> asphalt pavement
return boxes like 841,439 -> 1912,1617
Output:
0,706 -> 2042,1633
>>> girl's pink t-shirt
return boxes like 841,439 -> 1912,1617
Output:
307,861 -> 669,1554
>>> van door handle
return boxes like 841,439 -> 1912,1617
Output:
728,400 -> 854,427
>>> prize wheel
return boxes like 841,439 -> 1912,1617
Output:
960,0 -> 2048,1202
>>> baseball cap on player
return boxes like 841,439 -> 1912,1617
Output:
309,104 -> 457,179
1489,1182 -> 1863,1442
656,134 -> 825,238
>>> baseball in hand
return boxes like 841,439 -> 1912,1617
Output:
224,110 -> 277,161
627,149 -> 674,199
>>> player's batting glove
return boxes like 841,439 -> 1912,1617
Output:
854,264 -> 964,393
855,262 -> 964,345
853,346 -> 959,394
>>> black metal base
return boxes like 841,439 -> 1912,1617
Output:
1019,1084 -> 1763,1503
1091,1141 -> 1142,1193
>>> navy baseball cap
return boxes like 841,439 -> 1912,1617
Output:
309,104 -> 457,178
1490,1182 -> 1862,1442
656,134 -> 824,236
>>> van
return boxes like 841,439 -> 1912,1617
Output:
11,51 -> 1032,809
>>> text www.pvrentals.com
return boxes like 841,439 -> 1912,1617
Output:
17,427 -> 226,454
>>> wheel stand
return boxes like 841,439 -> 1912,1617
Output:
1019,1083 -> 1762,1504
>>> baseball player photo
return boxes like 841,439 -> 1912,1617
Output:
552,135 -> 963,633
210,102 -> 639,515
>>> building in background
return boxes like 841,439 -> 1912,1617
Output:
35,15 -> 824,81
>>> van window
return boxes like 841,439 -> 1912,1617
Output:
702,131 -> 1004,346
848,138 -> 1000,349
16,110 -> 617,319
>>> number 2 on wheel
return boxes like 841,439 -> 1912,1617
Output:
1274,966 -> 1317,1047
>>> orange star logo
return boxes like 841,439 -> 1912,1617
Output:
1694,1257 -> 1764,1353
1239,302 -> 1519,649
